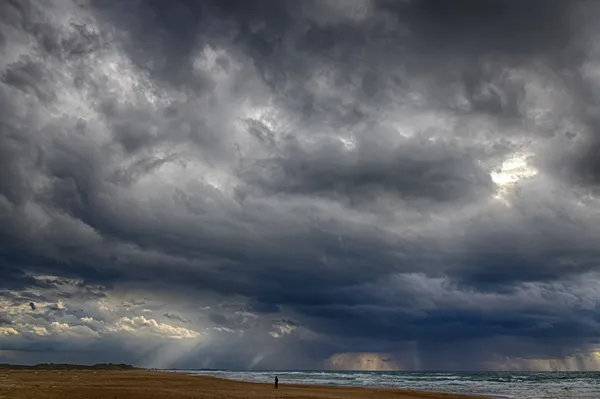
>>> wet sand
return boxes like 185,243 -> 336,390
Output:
0,370 -> 493,399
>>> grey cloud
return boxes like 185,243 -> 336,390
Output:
163,313 -> 190,324
398,0 -> 572,55
241,130 -> 493,204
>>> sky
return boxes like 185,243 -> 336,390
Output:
2,0 -> 600,372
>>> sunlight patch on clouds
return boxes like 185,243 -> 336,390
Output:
2,300 -> 34,316
0,327 -> 19,336
109,316 -> 202,340
326,353 -> 401,371
7,322 -> 99,339
338,135 -> 357,150
48,322 -> 100,338
490,152 -> 538,204
29,326 -> 49,336
269,322 -> 296,338
239,103 -> 282,133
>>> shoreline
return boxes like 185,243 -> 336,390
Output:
0,369 -> 495,399
179,372 -> 503,399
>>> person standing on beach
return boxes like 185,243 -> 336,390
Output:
274,375 -> 279,390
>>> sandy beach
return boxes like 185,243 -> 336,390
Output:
0,370 -> 493,399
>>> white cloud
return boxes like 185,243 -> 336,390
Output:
109,316 -> 202,340
269,322 -> 296,338
0,327 -> 19,336
47,322 -> 100,339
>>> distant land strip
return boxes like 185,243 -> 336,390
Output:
0,363 -> 137,370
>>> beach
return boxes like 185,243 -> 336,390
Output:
0,370 -> 492,399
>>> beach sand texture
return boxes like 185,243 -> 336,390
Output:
0,370 -> 493,399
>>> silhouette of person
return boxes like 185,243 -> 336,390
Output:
274,375 -> 279,390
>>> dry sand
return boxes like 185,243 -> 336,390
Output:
0,370 -> 493,399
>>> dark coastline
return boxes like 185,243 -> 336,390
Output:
0,363 -> 137,370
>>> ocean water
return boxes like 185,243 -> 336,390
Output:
177,370 -> 600,398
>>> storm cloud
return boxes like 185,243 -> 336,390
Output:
2,0 -> 600,371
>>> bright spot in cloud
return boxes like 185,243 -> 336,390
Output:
269,322 -> 296,338
338,135 -> 356,150
0,327 -> 19,336
109,316 -> 202,340
491,152 -> 538,202
193,45 -> 233,83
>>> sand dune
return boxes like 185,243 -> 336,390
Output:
0,370 -> 493,399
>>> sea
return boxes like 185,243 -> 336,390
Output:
174,370 -> 600,398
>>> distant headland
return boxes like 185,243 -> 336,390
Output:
0,363 -> 137,370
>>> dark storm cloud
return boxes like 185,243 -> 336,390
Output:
398,0 -> 572,55
2,0 -> 600,370
241,130 -> 494,203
